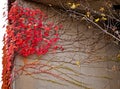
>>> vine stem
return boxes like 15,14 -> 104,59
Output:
67,10 -> 120,42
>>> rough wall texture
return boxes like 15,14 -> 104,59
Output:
12,0 -> 120,89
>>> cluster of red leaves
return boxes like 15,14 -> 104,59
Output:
2,3 -> 62,89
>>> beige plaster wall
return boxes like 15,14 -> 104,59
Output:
12,0 -> 120,89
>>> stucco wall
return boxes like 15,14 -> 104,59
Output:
12,0 -> 120,89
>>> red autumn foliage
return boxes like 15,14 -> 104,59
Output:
2,3 -> 62,89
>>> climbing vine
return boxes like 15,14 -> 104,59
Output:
2,0 -> 120,89
2,2 -> 62,89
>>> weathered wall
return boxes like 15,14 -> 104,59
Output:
12,0 -> 120,89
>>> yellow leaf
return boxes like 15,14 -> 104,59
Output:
99,7 -> 105,12
76,4 -> 80,7
69,3 -> 80,9
101,13 -> 106,17
68,2 -> 71,5
117,54 -> 120,59
76,61 -> 80,67
88,25 -> 91,29
95,18 -> 100,22
70,3 -> 76,9
101,17 -> 107,20
86,12 -> 90,17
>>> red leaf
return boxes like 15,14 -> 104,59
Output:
44,27 -> 50,31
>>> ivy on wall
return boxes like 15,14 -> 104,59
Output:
2,1 -> 120,89
2,2 -> 62,89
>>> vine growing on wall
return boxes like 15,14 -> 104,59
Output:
2,2 -> 63,89
2,0 -> 120,89
38,0 -> 120,43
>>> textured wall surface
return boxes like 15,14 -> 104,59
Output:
13,0 -> 120,89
